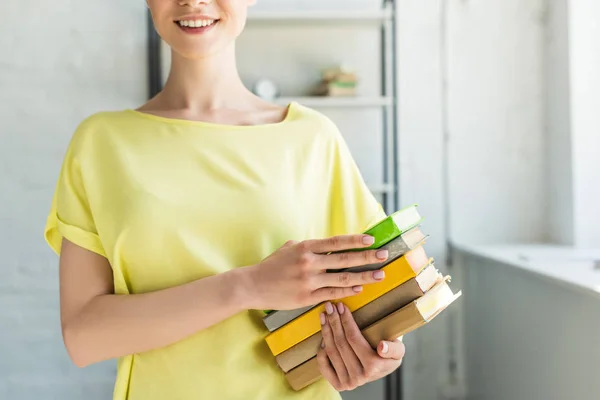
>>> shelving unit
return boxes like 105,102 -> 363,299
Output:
246,9 -> 392,23
146,2 -> 400,396
273,96 -> 393,108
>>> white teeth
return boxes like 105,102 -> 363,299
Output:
178,19 -> 215,28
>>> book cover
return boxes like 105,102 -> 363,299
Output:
284,278 -> 462,391
275,261 -> 442,372
360,204 -> 423,250
264,245 -> 430,356
263,304 -> 318,333
265,227 -> 428,332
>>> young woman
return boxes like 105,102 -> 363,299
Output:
43,0 -> 406,399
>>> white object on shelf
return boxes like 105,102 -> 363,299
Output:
274,96 -> 392,108
253,79 -> 280,101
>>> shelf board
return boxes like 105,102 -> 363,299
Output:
246,9 -> 392,23
274,96 -> 392,108
367,183 -> 396,194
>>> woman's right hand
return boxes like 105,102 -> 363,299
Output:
241,234 -> 389,311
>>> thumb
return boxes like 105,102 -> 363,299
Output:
377,339 -> 406,360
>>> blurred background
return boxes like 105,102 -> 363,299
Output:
1,0 -> 599,399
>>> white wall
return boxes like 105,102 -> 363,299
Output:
545,0 -> 600,248
445,0 -> 548,245
0,2 -> 147,399
568,0 -> 600,248
394,1 -> 449,400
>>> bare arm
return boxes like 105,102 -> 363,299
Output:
59,234 -> 387,368
59,238 -> 253,367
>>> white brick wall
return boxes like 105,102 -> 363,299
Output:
0,2 -> 146,398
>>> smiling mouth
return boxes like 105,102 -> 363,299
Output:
175,19 -> 219,33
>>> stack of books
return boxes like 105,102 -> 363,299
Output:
261,204 -> 462,391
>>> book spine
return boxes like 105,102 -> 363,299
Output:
284,303 -> 428,391
264,247 -> 426,356
275,278 -> 426,372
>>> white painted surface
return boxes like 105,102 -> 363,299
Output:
0,2 -> 147,399
568,0 -> 600,248
452,244 -> 600,400
445,0 -> 547,245
395,1 -> 449,399
545,0 -> 600,248
545,0 -> 574,245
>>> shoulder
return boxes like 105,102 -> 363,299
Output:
287,102 -> 344,143
71,110 -> 132,141
66,110 -> 135,157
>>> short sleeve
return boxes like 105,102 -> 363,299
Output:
44,128 -> 106,258
326,123 -> 388,236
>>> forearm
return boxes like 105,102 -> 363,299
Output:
63,267 -> 255,367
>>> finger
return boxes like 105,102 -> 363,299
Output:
304,234 -> 376,254
327,302 -> 363,381
320,269 -> 386,289
319,248 -> 389,271
282,240 -> 299,248
338,303 -> 377,363
317,348 -> 341,391
311,285 -> 364,304
320,308 -> 350,386
377,339 -> 406,361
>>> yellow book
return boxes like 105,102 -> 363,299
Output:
264,245 -> 430,356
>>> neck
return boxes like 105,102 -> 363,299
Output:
159,43 -> 253,110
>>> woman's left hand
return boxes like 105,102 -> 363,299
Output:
317,301 -> 406,392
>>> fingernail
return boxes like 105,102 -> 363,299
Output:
381,341 -> 389,354
376,250 -> 389,259
352,285 -> 363,293
373,270 -> 385,280
363,235 -> 375,245
337,302 -> 345,314
320,313 -> 326,325
325,302 -> 334,315
321,340 -> 325,349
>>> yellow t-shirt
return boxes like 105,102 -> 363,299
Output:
44,101 -> 386,400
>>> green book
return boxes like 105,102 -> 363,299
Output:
361,204 -> 423,250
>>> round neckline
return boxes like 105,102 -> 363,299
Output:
124,101 -> 298,130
